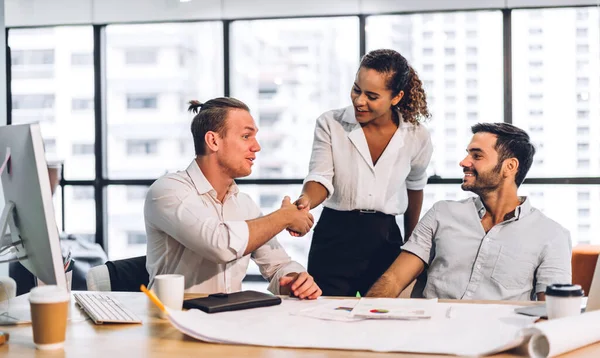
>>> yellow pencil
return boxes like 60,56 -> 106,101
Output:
140,284 -> 166,313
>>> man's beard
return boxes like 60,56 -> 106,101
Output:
461,161 -> 503,196
217,156 -> 252,179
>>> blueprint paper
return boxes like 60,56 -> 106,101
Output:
525,309 -> 600,357
166,298 -> 538,356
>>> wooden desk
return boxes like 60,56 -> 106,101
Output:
1,292 -> 599,357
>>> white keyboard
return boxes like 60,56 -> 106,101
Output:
73,292 -> 142,324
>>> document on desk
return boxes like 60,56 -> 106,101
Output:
290,299 -> 363,322
165,298 -> 540,356
350,298 -> 438,320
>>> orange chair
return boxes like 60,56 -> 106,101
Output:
571,245 -> 600,296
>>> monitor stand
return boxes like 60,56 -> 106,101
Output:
0,276 -> 31,325
0,301 -> 31,326
0,201 -> 27,264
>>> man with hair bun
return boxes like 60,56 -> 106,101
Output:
145,97 -> 322,299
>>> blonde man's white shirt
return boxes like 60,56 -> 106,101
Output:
145,160 -> 305,294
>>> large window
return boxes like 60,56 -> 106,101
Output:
9,26 -> 95,241
63,186 -> 96,242
107,186 -> 148,259
231,17 -> 360,179
9,26 -> 95,182
7,6 -> 600,268
512,7 -> 600,178
512,7 -> 600,245
106,22 -> 224,180
366,11 -> 504,178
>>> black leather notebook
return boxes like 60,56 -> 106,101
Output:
183,290 -> 282,313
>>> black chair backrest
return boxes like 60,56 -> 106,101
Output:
106,256 -> 149,292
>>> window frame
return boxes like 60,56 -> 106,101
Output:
6,4 -> 600,284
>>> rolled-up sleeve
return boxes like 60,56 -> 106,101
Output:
242,202 -> 307,295
406,125 -> 433,190
251,238 -> 306,295
144,180 -> 249,264
304,114 -> 335,197
535,229 -> 572,293
402,203 -> 437,265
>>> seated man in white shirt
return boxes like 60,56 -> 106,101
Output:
367,123 -> 571,301
144,97 -> 322,299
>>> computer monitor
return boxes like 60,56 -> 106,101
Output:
0,123 -> 67,290
585,254 -> 600,312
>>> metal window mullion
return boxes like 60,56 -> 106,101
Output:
359,15 -> 366,58
93,25 -> 108,250
502,9 -> 512,124
62,177 -> 600,186
5,28 -> 11,126
223,20 -> 231,97
60,163 -> 65,231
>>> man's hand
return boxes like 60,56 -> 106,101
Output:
288,195 -> 312,237
280,196 -> 314,236
279,272 -> 322,300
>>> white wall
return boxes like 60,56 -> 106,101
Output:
4,0 -> 599,27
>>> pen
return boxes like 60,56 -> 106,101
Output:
63,250 -> 72,271
66,260 -> 75,272
140,284 -> 166,313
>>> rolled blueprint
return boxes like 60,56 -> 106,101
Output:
527,309 -> 600,357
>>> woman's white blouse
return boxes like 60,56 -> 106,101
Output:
304,106 -> 433,215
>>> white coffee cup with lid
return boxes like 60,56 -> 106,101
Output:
545,283 -> 584,320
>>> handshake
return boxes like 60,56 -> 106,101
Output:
278,195 -> 313,237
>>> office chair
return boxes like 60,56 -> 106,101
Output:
572,245 -> 600,295
86,256 -> 149,292
0,276 -> 17,301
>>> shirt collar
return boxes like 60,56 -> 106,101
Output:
185,160 -> 239,199
473,196 -> 531,221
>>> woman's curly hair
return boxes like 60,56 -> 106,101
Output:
360,49 -> 430,125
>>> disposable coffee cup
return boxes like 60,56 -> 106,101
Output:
153,274 -> 184,319
29,285 -> 70,350
545,284 -> 584,320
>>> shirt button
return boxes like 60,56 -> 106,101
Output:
476,264 -> 482,270
466,292 -> 473,297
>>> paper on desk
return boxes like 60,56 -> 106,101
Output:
166,298 -> 538,356
523,309 -> 600,357
351,298 -> 439,320
290,299 -> 364,322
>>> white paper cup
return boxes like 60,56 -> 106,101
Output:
153,274 -> 185,319
545,284 -> 584,320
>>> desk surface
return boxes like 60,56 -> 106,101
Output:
1,292 -> 599,357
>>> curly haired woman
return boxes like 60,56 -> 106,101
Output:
292,49 -> 433,297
